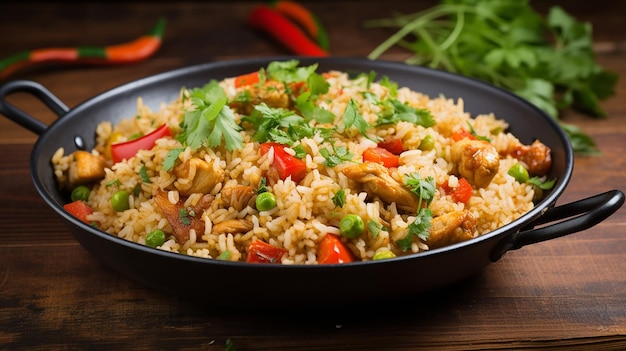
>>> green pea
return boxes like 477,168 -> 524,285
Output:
339,214 -> 365,239
111,190 -> 130,212
373,250 -> 397,260
146,229 -> 166,248
71,185 -> 91,202
508,163 -> 529,183
418,134 -> 435,151
256,192 -> 277,211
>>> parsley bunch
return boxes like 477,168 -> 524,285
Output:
366,0 -> 618,155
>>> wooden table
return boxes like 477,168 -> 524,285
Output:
1,1 -> 624,350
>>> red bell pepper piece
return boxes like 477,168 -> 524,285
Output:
377,138 -> 403,155
318,233 -> 353,264
362,147 -> 400,168
260,142 -> 307,183
246,239 -> 287,263
247,5 -> 328,57
63,200 -> 94,224
451,177 -> 473,204
450,129 -> 476,142
110,123 -> 171,163
234,71 -> 261,88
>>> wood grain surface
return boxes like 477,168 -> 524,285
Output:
0,1 -> 624,350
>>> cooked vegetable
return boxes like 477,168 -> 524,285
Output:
362,147 -> 400,168
373,250 -> 396,260
70,185 -> 91,202
339,214 -> 365,239
366,0 -> 617,154
318,234 -> 353,264
246,239 -> 287,263
418,134 -> 435,151
145,229 -> 166,248
508,163 -> 530,184
259,142 -> 307,182
110,123 -> 171,163
234,71 -> 261,88
256,191 -> 277,211
450,177 -> 472,204
377,138 -> 403,155
0,19 -> 165,80
63,200 -> 94,224
111,190 -> 130,212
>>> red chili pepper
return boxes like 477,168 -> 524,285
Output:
318,233 -> 354,264
110,123 -> 171,163
246,239 -> 287,263
63,200 -> 94,224
363,147 -> 400,168
0,18 -> 166,80
247,5 -> 328,57
260,142 -> 308,183
271,0 -> 330,51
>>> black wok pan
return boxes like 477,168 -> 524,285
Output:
0,57 -> 623,307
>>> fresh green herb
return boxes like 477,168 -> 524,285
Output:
375,98 -> 436,127
466,121 -> 492,142
256,177 -> 268,194
332,189 -> 346,208
295,91 -> 336,124
367,220 -> 383,238
105,179 -> 121,188
266,60 -> 318,83
179,208 -> 191,226
397,173 -> 436,250
292,144 -> 307,159
163,147 -> 184,171
398,208 -> 433,251
319,144 -> 354,167
174,80 -> 243,160
366,0 -> 617,154
139,164 -> 152,183
343,99 -> 371,137
528,176 -> 556,190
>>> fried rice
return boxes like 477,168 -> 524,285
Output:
51,60 -> 550,264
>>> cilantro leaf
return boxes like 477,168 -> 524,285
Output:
343,99 -> 370,137
266,60 -> 318,83
367,220 -> 383,238
177,81 -> 243,152
320,144 -> 354,167
332,189 -> 346,208
397,208 -> 433,251
375,99 -> 436,128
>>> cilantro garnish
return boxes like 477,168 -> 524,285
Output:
375,99 -> 436,127
179,208 -> 191,226
165,81 -> 243,171
397,173 -> 437,251
367,220 -> 383,238
320,144 -> 354,167
343,99 -> 371,137
266,60 -> 318,83
139,164 -> 151,183
366,1 -> 618,154
466,121 -> 492,142
332,189 -> 346,208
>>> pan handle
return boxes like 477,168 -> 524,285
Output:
491,189 -> 625,261
0,80 -> 69,135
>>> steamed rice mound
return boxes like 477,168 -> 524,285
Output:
52,61 -> 546,264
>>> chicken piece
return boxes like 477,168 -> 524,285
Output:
450,138 -> 500,188
174,158 -> 224,196
342,161 -> 420,213
212,219 -> 253,235
426,210 -> 476,249
68,150 -> 106,187
153,190 -> 214,244
221,185 -> 256,211
231,80 -> 290,115
505,140 -> 552,177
